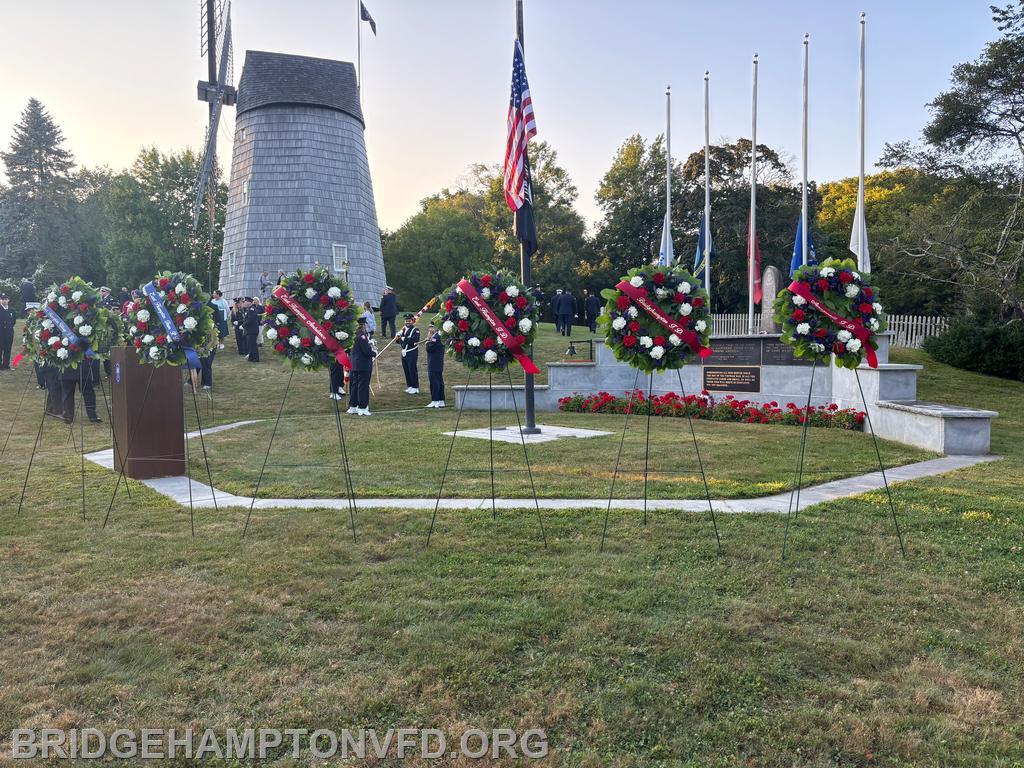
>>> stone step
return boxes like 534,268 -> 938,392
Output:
873,400 -> 998,455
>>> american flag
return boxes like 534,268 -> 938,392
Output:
504,40 -> 536,212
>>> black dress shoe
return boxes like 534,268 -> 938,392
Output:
89,416 -> 103,423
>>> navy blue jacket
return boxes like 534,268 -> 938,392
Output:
351,331 -> 376,371
425,332 -> 445,372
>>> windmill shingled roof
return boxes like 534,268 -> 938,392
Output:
236,50 -> 364,125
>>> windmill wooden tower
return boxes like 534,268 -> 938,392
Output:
194,8 -> 386,304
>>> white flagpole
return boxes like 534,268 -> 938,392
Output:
748,53 -> 758,334
801,33 -> 809,267
356,0 -> 363,92
704,70 -> 712,310
666,84 -> 672,252
856,12 -> 868,271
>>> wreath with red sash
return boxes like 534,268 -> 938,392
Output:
263,266 -> 358,371
125,271 -> 216,367
435,270 -> 541,373
773,257 -> 886,370
16,276 -> 119,370
600,264 -> 713,373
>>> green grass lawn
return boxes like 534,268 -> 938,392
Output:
1,338 -> 1022,766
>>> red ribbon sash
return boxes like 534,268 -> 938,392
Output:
273,285 -> 351,371
787,280 -> 878,368
456,279 -> 540,374
615,280 -> 713,359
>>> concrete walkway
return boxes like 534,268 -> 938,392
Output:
84,421 -> 999,513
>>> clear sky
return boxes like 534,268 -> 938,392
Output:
0,0 -> 999,231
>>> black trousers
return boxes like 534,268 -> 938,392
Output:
381,315 -> 397,339
200,347 -> 216,388
235,327 -> 247,355
246,333 -> 259,362
0,331 -> 12,368
401,349 -> 419,389
61,366 -> 98,422
348,369 -> 371,409
329,362 -> 346,394
587,315 -> 597,333
428,370 -> 445,402
44,369 -> 62,416
558,314 -> 573,336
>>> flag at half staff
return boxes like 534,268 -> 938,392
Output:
790,217 -> 818,277
658,213 -> 674,267
504,39 -> 538,258
693,212 -> 715,278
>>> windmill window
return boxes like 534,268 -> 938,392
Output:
241,181 -> 249,206
332,244 -> 349,274
238,126 -> 246,141
227,251 -> 236,277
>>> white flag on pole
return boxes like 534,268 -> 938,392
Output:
849,195 -> 870,272
658,212 -> 674,266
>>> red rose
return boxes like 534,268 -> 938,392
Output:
858,303 -> 873,314
319,295 -> 330,305
133,339 -> 142,349
628,320 -> 641,332
513,334 -> 526,347
691,297 -> 704,308
35,311 -> 44,318
60,284 -> 70,294
454,341 -> 465,352
457,319 -> 469,332
515,295 -> 528,309
303,273 -> 315,284
274,343 -> 286,353
838,271 -> 854,284
623,335 -> 637,348
174,314 -> 184,325
40,330 -> 51,341
323,321 -> 333,330
505,317 -> 517,329
652,272 -> 666,285
480,274 -> 492,287
137,322 -> 148,332
78,303 -> 89,312
833,342 -> 845,354
158,278 -> 170,289
445,300 -> 454,311
336,299 -> 348,309
617,296 -> 631,311
181,293 -> 191,304
792,309 -> 806,322
483,337 -> 496,348
167,292 -> 176,302
69,344 -> 79,352
863,287 -> 873,299
155,335 -> 167,345
498,292 -> 509,303
814,328 -> 828,338
673,292 -> 686,303
654,336 -> 666,346
300,337 -> 313,348
277,326 -> 290,337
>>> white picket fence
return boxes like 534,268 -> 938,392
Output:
711,313 -> 947,349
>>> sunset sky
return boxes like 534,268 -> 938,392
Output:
0,0 -> 998,231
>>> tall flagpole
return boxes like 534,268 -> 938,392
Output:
516,0 -> 538,433
748,53 -> 758,334
666,84 -> 672,255
856,11 -> 867,271
704,70 -> 712,310
801,33 -> 809,267
356,0 -> 362,91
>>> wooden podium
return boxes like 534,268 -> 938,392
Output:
110,347 -> 185,479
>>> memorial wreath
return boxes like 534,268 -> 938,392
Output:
599,264 -> 713,373
435,270 -> 541,373
263,266 -> 358,371
16,276 -> 119,370
125,271 -> 216,367
773,257 -> 886,369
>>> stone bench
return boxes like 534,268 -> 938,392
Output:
873,400 -> 998,455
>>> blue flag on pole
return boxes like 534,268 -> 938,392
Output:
789,217 -> 818,277
693,213 -> 715,277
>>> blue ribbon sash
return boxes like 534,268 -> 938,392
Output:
42,305 -> 94,359
142,281 -> 201,369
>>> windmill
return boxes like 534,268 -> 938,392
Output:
192,0 -> 236,286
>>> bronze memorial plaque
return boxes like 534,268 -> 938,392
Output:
703,366 -> 761,393
706,337 -> 762,365
761,338 -> 812,366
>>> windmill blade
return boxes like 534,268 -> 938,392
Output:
217,3 -> 232,88
192,100 -> 223,229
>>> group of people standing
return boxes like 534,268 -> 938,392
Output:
549,288 -> 602,336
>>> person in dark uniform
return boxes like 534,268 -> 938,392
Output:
42,363 -> 62,416
425,322 -> 445,408
232,298 -> 247,356
397,312 -> 420,394
558,289 -> 576,337
242,298 -> 261,362
20,279 -> 36,316
0,293 -> 14,370
328,361 -> 346,400
346,317 -> 376,416
583,289 -> 602,334
379,286 -> 398,339
551,289 -> 564,333
59,359 -> 101,424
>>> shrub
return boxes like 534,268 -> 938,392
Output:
923,318 -> 1024,382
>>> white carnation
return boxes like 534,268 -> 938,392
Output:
183,317 -> 197,331
629,276 -> 645,288
655,288 -> 668,298
301,354 -> 314,365
324,309 -> 336,320
650,345 -> 665,360
819,267 -> 835,277
796,322 -> 810,335
468,337 -> 481,347
503,303 -> 516,316
481,287 -> 491,299
136,309 -> 150,322
327,286 -> 341,299
58,296 -> 67,307
505,285 -> 519,298
46,292 -> 57,302
41,319 -> 54,330
442,320 -> 455,333
56,348 -> 69,360
677,282 -> 691,294
47,337 -> 61,347
142,335 -> 154,344
612,317 -> 627,331
265,328 -> 278,340
457,306 -> 469,319
669,333 -> 681,346
277,313 -> 289,325
852,272 -> 861,280
305,288 -> 316,299
845,284 -> 860,299
313,336 -> 323,345
792,295 -> 807,306
71,291 -> 83,301
639,336 -> 653,348
176,304 -> 187,314
289,335 -> 302,348
78,325 -> 92,337
627,306 -> 638,318
334,331 -> 349,340
812,342 -> 826,353
679,303 -> 693,317
483,349 -> 498,364
868,318 -> 880,331
518,318 -> 532,333
129,325 -> 137,335
175,283 -> 186,294
61,338 -> 68,346
837,330 -> 853,342
148,347 -> 162,360
694,320 -> 707,332
73,315 -> 83,326
846,338 -> 862,352
872,302 -> 883,314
